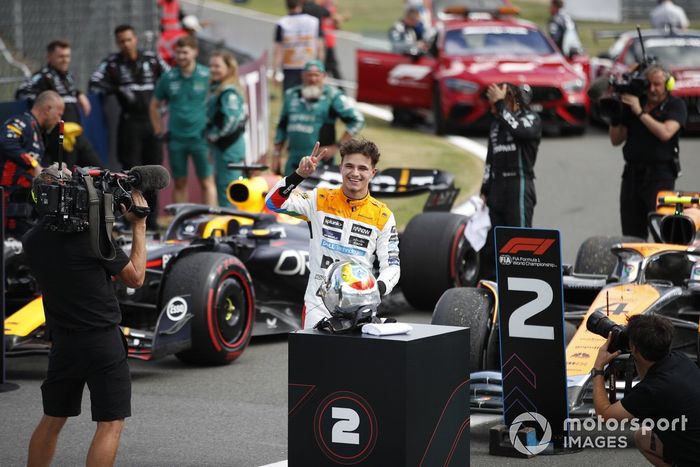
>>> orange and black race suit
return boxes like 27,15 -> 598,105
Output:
265,172 -> 401,329
0,112 -> 43,234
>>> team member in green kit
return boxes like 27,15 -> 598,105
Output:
272,59 -> 364,175
206,50 -> 247,207
150,35 -> 217,206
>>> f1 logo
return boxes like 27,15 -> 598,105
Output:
314,391 -> 378,464
500,237 -> 555,255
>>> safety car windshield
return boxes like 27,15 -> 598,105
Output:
444,26 -> 556,56
628,37 -> 700,68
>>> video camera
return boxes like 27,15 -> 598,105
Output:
599,27 -> 652,120
33,165 -> 169,233
586,310 -> 630,354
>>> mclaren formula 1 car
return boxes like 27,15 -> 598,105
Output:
431,192 -> 700,417
4,164 -> 478,365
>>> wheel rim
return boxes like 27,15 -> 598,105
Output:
215,277 -> 247,346
454,236 -> 479,286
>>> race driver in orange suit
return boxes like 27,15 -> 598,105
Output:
265,139 -> 400,329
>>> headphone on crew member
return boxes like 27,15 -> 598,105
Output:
646,64 -> 675,92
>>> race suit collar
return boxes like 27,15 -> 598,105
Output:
342,190 -> 371,207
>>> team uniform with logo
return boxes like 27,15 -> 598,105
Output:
205,84 -> 248,206
16,65 -> 101,168
265,172 -> 400,329
154,63 -> 211,178
0,112 -> 43,234
480,99 -> 542,279
275,84 -> 364,175
90,50 -> 168,228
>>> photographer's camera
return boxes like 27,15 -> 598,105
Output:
587,310 -> 630,353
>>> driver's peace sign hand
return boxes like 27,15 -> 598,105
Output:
295,142 -> 327,178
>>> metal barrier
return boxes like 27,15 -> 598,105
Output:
0,0 -> 159,98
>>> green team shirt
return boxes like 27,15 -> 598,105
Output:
275,84 -> 365,163
154,63 -> 210,138
205,84 -> 247,142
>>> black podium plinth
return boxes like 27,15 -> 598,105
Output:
288,323 -> 470,467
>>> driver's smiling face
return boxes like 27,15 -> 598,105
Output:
340,153 -> 376,199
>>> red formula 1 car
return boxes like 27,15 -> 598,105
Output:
357,3 -> 589,135
589,29 -> 700,132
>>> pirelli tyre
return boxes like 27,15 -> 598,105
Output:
401,212 -> 477,310
574,236 -> 644,276
163,252 -> 255,365
432,287 -> 493,372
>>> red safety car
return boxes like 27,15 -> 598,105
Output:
357,4 -> 589,135
589,29 -> 700,133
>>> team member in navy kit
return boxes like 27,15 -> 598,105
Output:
0,91 -> 64,235
479,82 -> 542,280
16,40 -> 101,169
90,24 -> 169,229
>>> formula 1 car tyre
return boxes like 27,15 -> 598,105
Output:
163,252 -> 255,365
432,287 -> 493,372
401,212 -> 477,310
574,236 -> 644,276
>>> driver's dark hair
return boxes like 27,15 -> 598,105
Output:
339,138 -> 380,167
627,314 -> 673,361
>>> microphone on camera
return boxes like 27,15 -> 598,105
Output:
127,165 -> 171,191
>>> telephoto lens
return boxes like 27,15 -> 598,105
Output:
586,311 -> 629,353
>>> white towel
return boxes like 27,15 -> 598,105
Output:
361,322 -> 413,336
464,196 -> 491,252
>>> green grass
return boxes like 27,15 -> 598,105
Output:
359,115 -> 483,228
266,84 -> 482,229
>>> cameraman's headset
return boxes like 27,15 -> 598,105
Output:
646,64 -> 676,93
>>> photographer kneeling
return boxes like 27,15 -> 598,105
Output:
23,164 -> 148,467
593,315 -> 700,467
608,65 -> 687,239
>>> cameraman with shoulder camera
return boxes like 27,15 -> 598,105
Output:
609,64 -> 687,239
593,314 -> 700,467
23,165 -> 148,467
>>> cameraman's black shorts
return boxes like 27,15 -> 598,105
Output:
42,325 -> 131,421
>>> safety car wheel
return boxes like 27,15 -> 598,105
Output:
163,252 -> 255,365
432,287 -> 493,372
574,235 -> 644,276
433,85 -> 449,135
401,212 -> 476,310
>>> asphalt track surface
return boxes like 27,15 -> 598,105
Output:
2,129 -> 699,466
